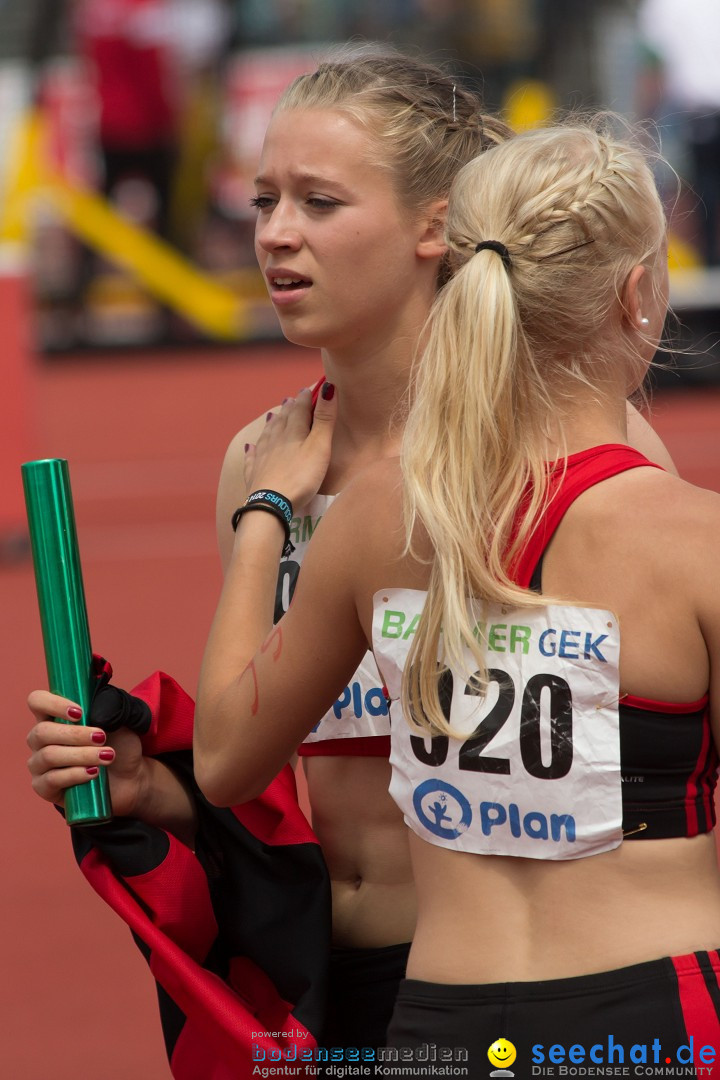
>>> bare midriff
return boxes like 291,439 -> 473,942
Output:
304,754 -> 416,948
407,831 -> 720,983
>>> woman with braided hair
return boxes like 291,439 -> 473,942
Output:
194,117 -> 720,1064
27,50 -> 679,1056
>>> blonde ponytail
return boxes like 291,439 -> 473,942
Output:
401,120 -> 666,736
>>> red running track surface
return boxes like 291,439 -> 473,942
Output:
1,347 -> 718,1079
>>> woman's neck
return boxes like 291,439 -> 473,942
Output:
321,340 -> 414,446
317,341 -> 413,493
319,266 -> 437,452
542,388 -> 631,461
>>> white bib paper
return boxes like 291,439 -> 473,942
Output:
372,589 -> 623,860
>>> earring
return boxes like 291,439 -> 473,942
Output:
640,317 -> 649,327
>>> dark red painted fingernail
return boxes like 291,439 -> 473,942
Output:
98,749 -> 115,762
321,381 -> 335,400
266,411 -> 274,421
86,767 -> 99,776
91,731 -> 106,745
244,443 -> 250,452
67,706 -> 83,720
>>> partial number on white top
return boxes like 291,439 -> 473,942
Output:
372,589 -> 623,861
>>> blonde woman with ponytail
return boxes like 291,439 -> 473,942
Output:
192,118 -> 720,1063
27,50 -> 681,1059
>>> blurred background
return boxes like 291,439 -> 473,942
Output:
0,0 -> 718,356
1,1 -> 718,1077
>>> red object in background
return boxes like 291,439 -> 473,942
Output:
0,266 -> 36,549
214,46 -> 320,217
73,0 -> 181,150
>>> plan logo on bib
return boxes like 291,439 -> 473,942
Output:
413,779 -> 471,840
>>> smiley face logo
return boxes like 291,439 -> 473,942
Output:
488,1038 -> 517,1073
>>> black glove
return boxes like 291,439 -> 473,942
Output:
89,655 -> 152,736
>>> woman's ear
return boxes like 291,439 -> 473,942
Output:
622,264 -> 651,330
416,199 -> 449,261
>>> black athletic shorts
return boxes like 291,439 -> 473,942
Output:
321,941 -> 411,1052
387,949 -> 720,1078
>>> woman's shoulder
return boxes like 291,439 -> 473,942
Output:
579,465 -> 720,535
312,457 -> 430,603
338,456 -> 403,497
578,466 -> 720,593
334,457 -> 404,527
319,457 -> 406,557
221,409 -> 282,477
611,466 -> 720,527
658,475 -> 720,579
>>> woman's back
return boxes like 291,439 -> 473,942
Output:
347,455 -> 720,982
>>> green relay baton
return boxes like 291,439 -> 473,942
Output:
22,458 -> 112,826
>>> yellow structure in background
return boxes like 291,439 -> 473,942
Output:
1,107 -> 46,246
0,108 -> 247,340
47,182 -> 245,339
503,78 -> 556,132
667,234 -> 702,271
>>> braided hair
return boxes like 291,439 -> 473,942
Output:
401,120 -> 667,735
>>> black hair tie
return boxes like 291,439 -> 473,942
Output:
474,240 -> 512,270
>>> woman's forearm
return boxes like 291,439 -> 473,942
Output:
194,510 -> 286,803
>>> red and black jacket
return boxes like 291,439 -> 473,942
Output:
72,662 -> 330,1079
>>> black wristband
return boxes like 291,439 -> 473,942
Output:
244,489 -> 293,525
231,490 -> 295,558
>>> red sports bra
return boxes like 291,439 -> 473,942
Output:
522,444 -> 717,840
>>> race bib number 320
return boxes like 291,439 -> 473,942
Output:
372,589 -> 623,860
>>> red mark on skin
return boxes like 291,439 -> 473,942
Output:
240,658 -> 260,716
240,626 -> 283,717
261,624 -> 283,662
